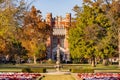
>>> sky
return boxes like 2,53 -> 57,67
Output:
31,0 -> 83,18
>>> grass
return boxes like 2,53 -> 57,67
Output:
0,68 -> 21,72
63,64 -> 120,70
41,75 -> 76,80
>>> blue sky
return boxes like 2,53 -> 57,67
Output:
31,0 -> 83,18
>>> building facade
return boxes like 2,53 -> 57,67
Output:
45,13 -> 71,62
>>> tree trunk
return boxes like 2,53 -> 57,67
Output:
34,55 -> 37,64
91,57 -> 96,67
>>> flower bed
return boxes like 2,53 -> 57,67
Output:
77,73 -> 120,80
0,73 -> 42,80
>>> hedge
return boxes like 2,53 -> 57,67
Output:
22,68 -> 46,73
70,68 -> 94,73
22,68 -> 32,73
31,68 -> 46,73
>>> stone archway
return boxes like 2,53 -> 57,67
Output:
52,46 -> 67,61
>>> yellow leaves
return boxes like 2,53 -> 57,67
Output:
21,40 -> 29,50
0,28 -> 7,36
0,8 -> 17,39
104,49 -> 108,54
21,37 -> 40,57
0,13 -> 9,26
30,39 -> 37,51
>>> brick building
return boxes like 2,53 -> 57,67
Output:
45,13 -> 71,62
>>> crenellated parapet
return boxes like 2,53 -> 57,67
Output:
45,13 -> 71,28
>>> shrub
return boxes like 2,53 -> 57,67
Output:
22,68 -> 32,73
22,68 -> 46,73
31,68 -> 46,73
112,62 -> 118,65
70,68 -> 94,73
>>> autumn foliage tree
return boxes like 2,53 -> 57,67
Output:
0,0 -> 33,63
0,1 -> 21,58
21,6 -> 51,64
0,1 -> 51,64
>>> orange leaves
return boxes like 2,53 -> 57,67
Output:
30,6 -> 37,19
83,0 -> 91,3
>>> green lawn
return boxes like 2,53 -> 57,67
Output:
0,68 -> 21,72
65,64 -> 118,70
41,75 -> 76,80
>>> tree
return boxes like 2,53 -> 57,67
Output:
99,0 -> 120,66
107,0 -> 120,67
9,39 -> 28,63
0,4 -> 17,57
21,6 -> 51,64
69,0 -> 118,66
0,0 -> 34,62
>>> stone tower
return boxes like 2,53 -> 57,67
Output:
46,13 -> 71,62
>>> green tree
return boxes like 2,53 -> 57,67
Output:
107,0 -> 120,67
69,0 -> 117,66
9,39 -> 27,63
